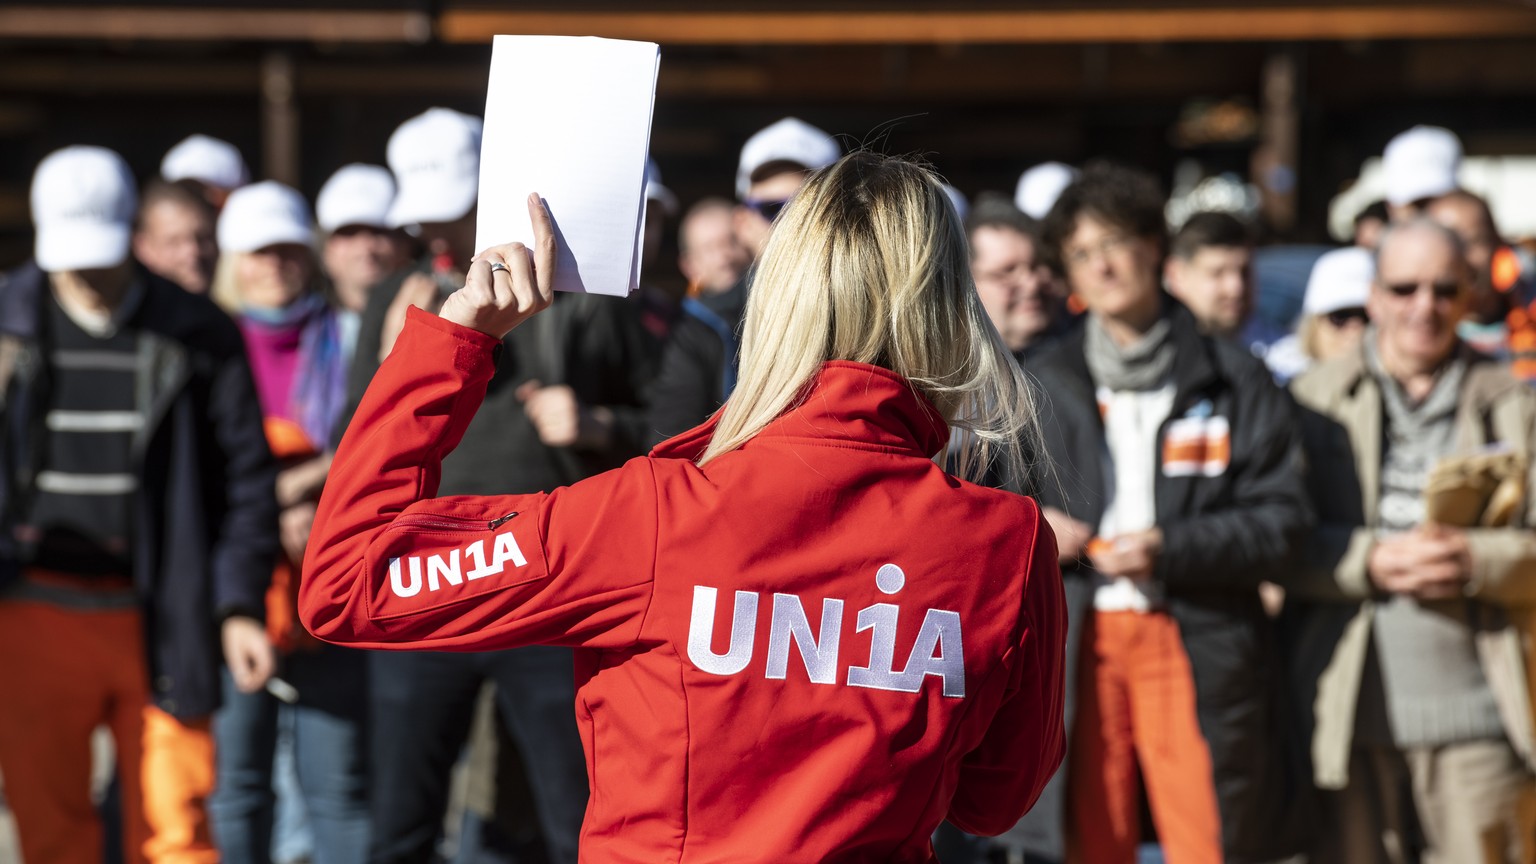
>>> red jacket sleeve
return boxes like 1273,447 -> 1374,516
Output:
298,307 -> 658,651
945,507 -> 1067,836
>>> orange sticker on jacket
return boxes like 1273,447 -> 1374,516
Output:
1162,415 -> 1231,478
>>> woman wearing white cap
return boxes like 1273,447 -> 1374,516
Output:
316,164 -> 413,359
1265,247 -> 1374,382
210,182 -> 369,864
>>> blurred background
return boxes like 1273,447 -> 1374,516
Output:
8,0 -> 1536,271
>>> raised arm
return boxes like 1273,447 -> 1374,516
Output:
300,195 -> 659,651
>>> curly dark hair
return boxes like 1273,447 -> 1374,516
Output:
1039,161 -> 1166,275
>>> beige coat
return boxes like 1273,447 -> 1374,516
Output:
1289,345 -> 1536,789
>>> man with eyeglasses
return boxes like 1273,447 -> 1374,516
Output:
1289,217 -> 1536,864
647,118 -> 838,444
964,193 -> 1068,367
1021,162 -> 1310,864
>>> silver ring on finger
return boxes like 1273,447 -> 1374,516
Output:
488,261 -> 510,275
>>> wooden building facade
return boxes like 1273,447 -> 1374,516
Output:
5,1 -> 1536,262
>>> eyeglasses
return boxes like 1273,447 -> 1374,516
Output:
1323,306 -> 1368,328
1382,280 -> 1462,301
1063,234 -> 1134,270
743,198 -> 789,222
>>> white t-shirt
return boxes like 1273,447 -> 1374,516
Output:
1093,381 -> 1176,613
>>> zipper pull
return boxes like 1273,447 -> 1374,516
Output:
488,512 -> 519,530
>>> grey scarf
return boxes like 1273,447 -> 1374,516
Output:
1364,332 -> 1468,533
1084,312 -> 1175,392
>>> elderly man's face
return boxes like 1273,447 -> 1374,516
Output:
1368,224 -> 1470,374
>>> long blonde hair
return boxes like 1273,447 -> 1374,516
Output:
699,152 -> 1046,489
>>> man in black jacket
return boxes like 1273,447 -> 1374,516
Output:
0,145 -> 277,864
1001,162 -> 1312,864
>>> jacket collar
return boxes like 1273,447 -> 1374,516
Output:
649,360 -> 949,462
1329,335 -> 1519,412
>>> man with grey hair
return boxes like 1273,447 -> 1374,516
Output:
1290,218 -> 1536,864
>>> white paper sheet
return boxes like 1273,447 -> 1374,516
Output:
475,35 -> 660,296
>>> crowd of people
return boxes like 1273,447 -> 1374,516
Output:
1,106 -> 1534,864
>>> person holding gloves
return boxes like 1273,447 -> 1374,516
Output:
300,153 -> 1066,863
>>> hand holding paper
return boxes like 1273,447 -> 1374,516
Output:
474,35 -> 661,296
441,193 -> 556,339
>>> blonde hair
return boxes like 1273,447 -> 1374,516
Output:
700,152 -> 1046,489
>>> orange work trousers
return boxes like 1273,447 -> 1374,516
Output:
1070,609 -> 1223,864
0,599 -> 218,864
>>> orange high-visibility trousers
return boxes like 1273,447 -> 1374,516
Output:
0,598 -> 218,864
1070,610 -> 1223,864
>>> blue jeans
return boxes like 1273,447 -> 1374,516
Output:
210,644 -> 370,864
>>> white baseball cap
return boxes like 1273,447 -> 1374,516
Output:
161,134 -> 250,190
386,107 -> 482,228
1015,162 -> 1079,220
736,117 -> 840,199
1382,126 -> 1462,206
1303,247 -> 1375,316
317,164 -> 396,233
218,181 -> 313,254
31,146 -> 138,273
645,159 -> 679,217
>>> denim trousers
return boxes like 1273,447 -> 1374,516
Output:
209,643 -> 370,864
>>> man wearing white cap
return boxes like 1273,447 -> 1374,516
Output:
341,108 -> 651,864
1264,247 -> 1374,383
0,145 -> 277,864
648,117 -> 839,445
1382,125 -> 1462,222
161,134 -> 251,209
316,163 -> 412,356
733,116 -> 840,258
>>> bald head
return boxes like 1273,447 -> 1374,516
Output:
1375,217 -> 1465,275
1369,218 -> 1471,378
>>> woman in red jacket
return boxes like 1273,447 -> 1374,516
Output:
301,152 -> 1065,863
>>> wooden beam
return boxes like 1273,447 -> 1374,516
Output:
439,7 -> 1536,45
0,7 -> 432,43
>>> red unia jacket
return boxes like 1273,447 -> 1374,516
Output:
301,308 -> 1066,864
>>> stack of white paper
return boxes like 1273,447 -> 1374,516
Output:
474,35 -> 660,296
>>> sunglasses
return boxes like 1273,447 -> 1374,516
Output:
743,198 -> 789,222
1382,280 -> 1461,301
1323,307 -> 1368,328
